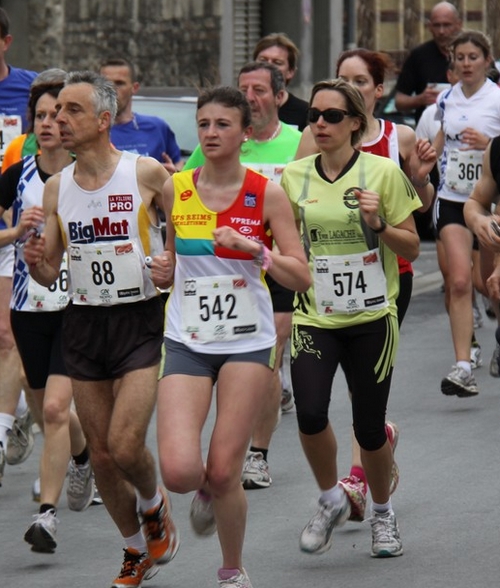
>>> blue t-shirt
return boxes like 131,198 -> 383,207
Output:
0,66 -> 38,131
110,112 -> 181,164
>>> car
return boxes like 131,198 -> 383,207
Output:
132,92 -> 198,158
374,85 -> 416,128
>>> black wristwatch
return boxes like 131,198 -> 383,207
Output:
372,216 -> 387,234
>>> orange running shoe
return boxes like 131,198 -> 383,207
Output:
140,487 -> 180,565
111,548 -> 159,587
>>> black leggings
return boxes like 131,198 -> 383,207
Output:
290,315 -> 398,451
396,271 -> 413,327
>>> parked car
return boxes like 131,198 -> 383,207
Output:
374,85 -> 415,128
132,92 -> 198,158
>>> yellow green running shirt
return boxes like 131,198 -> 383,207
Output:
281,151 -> 422,329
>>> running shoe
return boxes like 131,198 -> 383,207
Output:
111,548 -> 159,587
32,477 -> 41,502
280,366 -> 294,412
66,459 -> 94,511
441,365 -> 479,397
470,343 -> 483,370
190,490 -> 216,536
489,343 -> 500,377
6,409 -> 35,465
140,487 -> 180,565
338,475 -> 366,522
0,443 -> 5,487
281,387 -> 294,412
370,510 -> 403,557
299,493 -> 351,554
24,509 -> 59,553
386,421 -> 400,495
218,568 -> 253,588
241,451 -> 272,489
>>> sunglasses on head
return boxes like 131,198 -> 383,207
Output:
307,108 -> 351,124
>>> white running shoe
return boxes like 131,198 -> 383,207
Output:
6,409 -> 35,465
218,568 -> 253,588
299,494 -> 351,554
470,344 -> 483,370
241,451 -> 272,489
190,490 -> 216,536
370,510 -> 403,557
441,365 -> 478,397
24,509 -> 59,553
67,459 -> 94,511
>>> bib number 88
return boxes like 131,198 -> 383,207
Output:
91,260 -> 115,285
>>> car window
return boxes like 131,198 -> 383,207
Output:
132,96 -> 198,156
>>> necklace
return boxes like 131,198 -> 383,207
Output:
253,122 -> 282,143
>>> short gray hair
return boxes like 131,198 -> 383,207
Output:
65,70 -> 117,122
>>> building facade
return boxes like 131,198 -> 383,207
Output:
1,0 -> 499,95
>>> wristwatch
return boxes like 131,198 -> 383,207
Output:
372,216 -> 387,234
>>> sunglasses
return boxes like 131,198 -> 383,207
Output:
307,108 -> 351,124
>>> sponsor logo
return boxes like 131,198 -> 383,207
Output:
2,117 -> 19,127
315,258 -> 329,274
109,194 -> 133,212
115,243 -> 133,255
244,192 -> 257,207
117,287 -> 141,298
68,217 -> 130,243
183,279 -> 196,296
363,251 -> 378,265
180,189 -> 193,201
343,187 -> 361,210
239,226 -> 253,235
232,278 -> 247,288
230,217 -> 261,227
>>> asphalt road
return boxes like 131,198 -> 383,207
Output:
2,241 -> 499,588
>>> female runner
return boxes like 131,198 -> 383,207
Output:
152,86 -> 310,588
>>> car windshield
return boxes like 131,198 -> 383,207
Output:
132,96 -> 198,157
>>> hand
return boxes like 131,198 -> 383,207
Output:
353,189 -> 381,229
148,253 -> 174,288
409,138 -> 438,181
17,205 -> 45,240
212,226 -> 259,255
420,85 -> 441,107
460,128 -> 489,151
23,232 -> 46,267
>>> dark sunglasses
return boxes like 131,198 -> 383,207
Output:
307,108 -> 351,124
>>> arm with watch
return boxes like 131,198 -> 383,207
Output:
355,187 -> 420,263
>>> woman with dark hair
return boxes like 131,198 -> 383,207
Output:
281,78 -> 422,558
0,76 -> 93,554
154,85 -> 310,588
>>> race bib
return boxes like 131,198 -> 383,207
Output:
69,241 -> 145,305
313,249 -> 389,314
243,162 -> 285,183
181,274 -> 259,343
445,149 -> 483,194
0,115 -> 22,166
28,253 -> 69,311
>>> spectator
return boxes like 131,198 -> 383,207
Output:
100,57 -> 183,174
253,32 -> 308,131
395,1 -> 462,124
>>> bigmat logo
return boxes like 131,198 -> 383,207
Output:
68,218 -> 130,243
